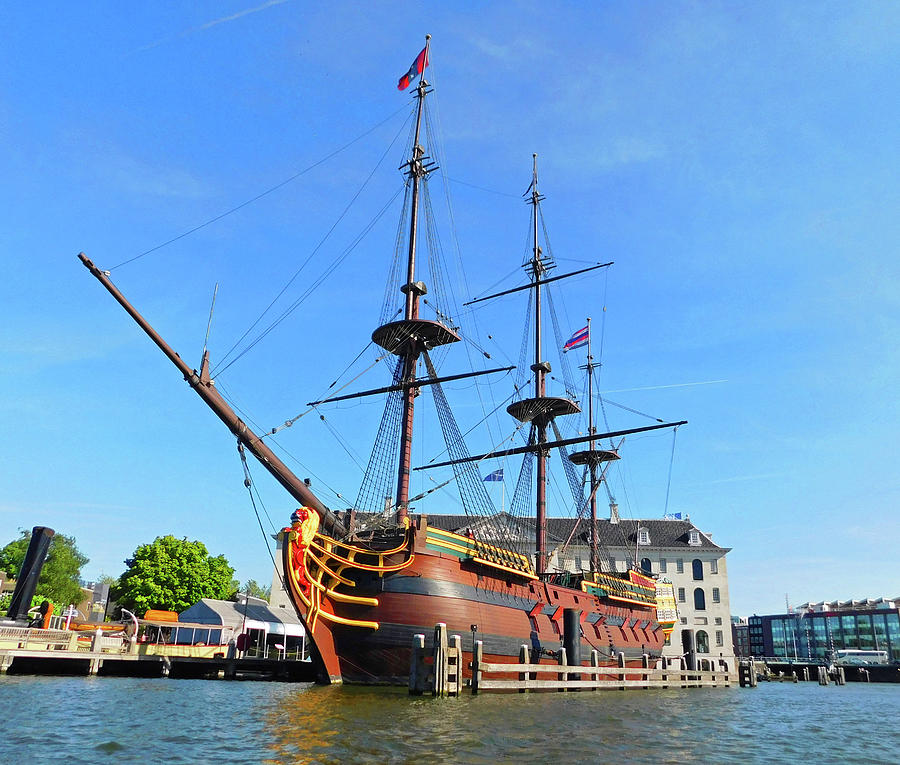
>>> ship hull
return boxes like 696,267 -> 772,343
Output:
283,518 -> 665,684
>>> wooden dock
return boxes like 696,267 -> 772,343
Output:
410,625 -> 732,696
0,626 -> 316,681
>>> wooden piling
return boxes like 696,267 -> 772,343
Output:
409,633 -> 426,695
433,623 -> 448,697
518,644 -> 530,693
472,640 -> 483,694
557,648 -> 567,692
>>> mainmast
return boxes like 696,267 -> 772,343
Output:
371,35 -> 460,524
506,155 -> 581,575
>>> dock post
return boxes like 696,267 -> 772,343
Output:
617,651 -> 626,690
409,633 -> 425,695
817,666 -> 829,685
837,666 -> 846,685
448,634 -> 462,696
563,608 -> 581,684
519,644 -> 530,693
557,647 -> 567,692
432,623 -> 448,697
472,640 -> 483,695
591,649 -> 599,691
803,666 -> 810,682
642,653 -> 650,689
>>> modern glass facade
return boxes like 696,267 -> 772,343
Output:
747,608 -> 900,661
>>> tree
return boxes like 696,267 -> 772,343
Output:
112,535 -> 237,615
0,529 -> 88,607
239,579 -> 271,601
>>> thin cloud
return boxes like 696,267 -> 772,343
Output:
135,0 -> 290,53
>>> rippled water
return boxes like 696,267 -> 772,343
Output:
1,675 -> 898,764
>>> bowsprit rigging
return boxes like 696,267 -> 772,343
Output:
79,36 -> 685,684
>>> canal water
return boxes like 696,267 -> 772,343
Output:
1,676 -> 897,763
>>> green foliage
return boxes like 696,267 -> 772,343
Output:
0,593 -> 64,620
112,535 -> 237,615
0,529 -> 88,607
240,579 -> 271,601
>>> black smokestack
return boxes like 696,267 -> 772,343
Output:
6,527 -> 55,622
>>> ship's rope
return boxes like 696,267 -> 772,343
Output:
424,352 -> 513,544
214,109 -> 411,374
663,425 -> 680,518
108,104 -> 412,272
380,182 -> 414,327
545,287 -> 579,402
212,184 -> 405,378
353,358 -> 405,517
236,442 -> 289,594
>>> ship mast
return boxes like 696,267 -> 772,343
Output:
505,155 -> 582,575
530,156 -> 550,573
370,35 -> 460,524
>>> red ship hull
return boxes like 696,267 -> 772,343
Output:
282,517 -> 665,684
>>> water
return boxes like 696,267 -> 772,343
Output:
1,676 -> 898,764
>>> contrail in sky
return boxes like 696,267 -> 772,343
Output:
134,0 -> 290,53
602,380 -> 728,394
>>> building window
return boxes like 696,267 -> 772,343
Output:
710,558 -> 718,574
697,630 -> 709,653
694,588 -> 706,611
638,527 -> 650,545
640,557 -> 652,574
574,556 -> 583,571
680,617 -> 688,625
676,558 -> 684,574
678,588 -> 686,603
659,558 -> 667,573
715,617 -> 722,625
716,630 -> 724,646
712,587 -> 720,603
689,530 -> 701,546
692,559 -> 703,581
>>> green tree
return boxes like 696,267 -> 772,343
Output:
0,529 -> 88,607
239,579 -> 271,601
112,535 -> 237,615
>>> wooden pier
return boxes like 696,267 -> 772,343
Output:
0,626 -> 316,681
410,625 -> 732,696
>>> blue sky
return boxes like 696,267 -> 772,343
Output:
1,3 -> 897,616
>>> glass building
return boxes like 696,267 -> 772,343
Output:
747,600 -> 900,661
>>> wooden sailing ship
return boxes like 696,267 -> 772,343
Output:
80,37 -> 682,684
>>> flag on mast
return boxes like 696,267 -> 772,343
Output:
483,469 -> 504,482
397,46 -> 429,90
563,325 -> 589,352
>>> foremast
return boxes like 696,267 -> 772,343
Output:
371,34 -> 460,524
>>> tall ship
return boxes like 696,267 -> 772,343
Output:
80,38 -> 682,684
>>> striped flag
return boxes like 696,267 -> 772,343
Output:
397,46 -> 429,91
563,325 -> 589,352
483,469 -> 504,482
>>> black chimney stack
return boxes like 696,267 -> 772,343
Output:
6,527 -> 55,622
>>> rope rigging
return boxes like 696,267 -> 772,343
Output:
109,103 -> 412,272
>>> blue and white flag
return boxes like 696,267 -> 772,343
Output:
563,325 -> 589,352
663,512 -> 682,520
483,469 -> 504,482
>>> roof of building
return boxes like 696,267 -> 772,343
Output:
178,598 -> 305,636
414,512 -> 729,552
